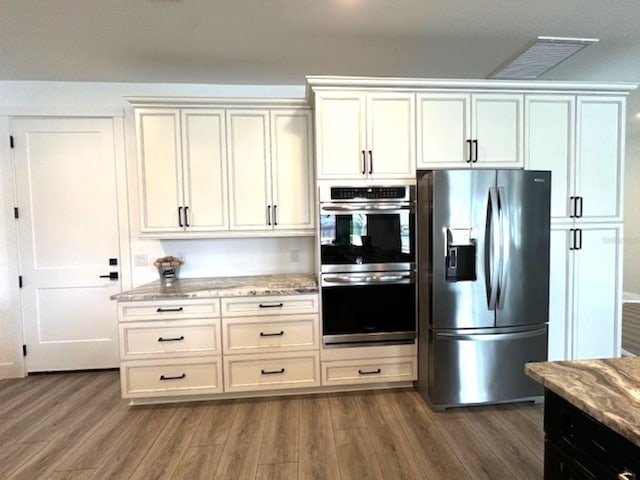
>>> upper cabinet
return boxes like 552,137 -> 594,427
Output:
135,108 -> 228,235
132,100 -> 313,238
227,109 -> 314,232
417,93 -> 523,169
525,95 -> 624,223
314,91 -> 415,180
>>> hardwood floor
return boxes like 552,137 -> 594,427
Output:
0,371 -> 544,479
622,303 -> 640,356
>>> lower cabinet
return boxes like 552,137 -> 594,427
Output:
543,390 -> 640,479
117,293 -> 417,402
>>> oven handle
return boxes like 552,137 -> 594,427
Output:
322,273 -> 414,285
320,204 -> 412,212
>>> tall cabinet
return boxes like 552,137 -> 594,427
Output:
526,94 -> 625,360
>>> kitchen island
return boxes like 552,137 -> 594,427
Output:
525,357 -> 640,479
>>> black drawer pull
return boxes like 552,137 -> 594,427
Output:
259,303 -> 284,309
261,368 -> 285,375
260,331 -> 284,337
158,336 -> 185,342
160,373 -> 186,381
358,368 -> 381,375
156,307 -> 184,313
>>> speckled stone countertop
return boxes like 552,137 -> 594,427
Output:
525,357 -> 640,447
110,273 -> 318,301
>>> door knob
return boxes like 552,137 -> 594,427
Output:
99,272 -> 119,280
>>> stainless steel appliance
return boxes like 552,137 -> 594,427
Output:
319,185 -> 416,346
416,170 -> 551,410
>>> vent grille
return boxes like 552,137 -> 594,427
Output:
489,36 -> 599,79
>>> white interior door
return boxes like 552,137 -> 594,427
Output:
13,117 -> 121,372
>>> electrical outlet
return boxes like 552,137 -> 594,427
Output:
133,254 -> 148,267
289,249 -> 299,263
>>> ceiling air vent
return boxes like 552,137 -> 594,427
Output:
489,36 -> 599,79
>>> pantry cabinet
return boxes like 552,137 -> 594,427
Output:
314,91 -> 415,180
416,93 -> 523,169
131,99 -> 313,238
525,95 -> 624,223
548,224 -> 622,361
135,108 -> 228,235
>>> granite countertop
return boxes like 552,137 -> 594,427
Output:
111,273 -> 318,301
525,357 -> 640,447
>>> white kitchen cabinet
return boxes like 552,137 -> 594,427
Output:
227,108 -> 314,232
135,108 -> 228,235
417,93 -> 523,169
526,95 -> 624,223
548,224 -> 622,361
314,91 -> 415,180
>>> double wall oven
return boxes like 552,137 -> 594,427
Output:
319,185 -> 416,347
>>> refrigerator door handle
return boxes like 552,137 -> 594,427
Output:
496,186 -> 508,309
436,327 -> 548,342
486,186 -> 501,310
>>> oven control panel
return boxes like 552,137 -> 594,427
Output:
324,186 -> 414,202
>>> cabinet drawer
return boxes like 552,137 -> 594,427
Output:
221,295 -> 318,317
222,314 -> 318,354
119,319 -> 221,359
224,352 -> 320,392
322,356 -> 417,386
119,299 -> 220,322
121,357 -> 223,398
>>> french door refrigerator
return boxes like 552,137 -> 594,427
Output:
416,169 -> 551,410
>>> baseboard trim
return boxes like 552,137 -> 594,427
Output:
623,291 -> 640,303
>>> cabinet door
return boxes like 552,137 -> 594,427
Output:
366,92 -> 416,179
548,226 -> 574,361
472,94 -> 524,168
181,110 -> 229,232
575,97 -> 624,223
314,91 -> 366,179
417,93 -> 471,168
227,110 -> 272,231
135,109 -> 184,233
572,225 -> 621,360
270,109 -> 314,232
525,96 -> 575,221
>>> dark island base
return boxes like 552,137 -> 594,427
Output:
543,389 -> 640,479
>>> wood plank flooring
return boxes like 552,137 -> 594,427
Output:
622,302 -> 640,356
0,371 -> 544,479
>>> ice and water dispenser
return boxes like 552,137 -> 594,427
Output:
445,228 -> 476,282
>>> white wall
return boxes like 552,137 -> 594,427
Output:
624,89 -> 640,298
0,80 -> 312,377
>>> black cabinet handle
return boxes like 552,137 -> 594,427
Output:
160,373 -> 186,381
260,331 -> 284,337
569,196 -> 576,218
577,196 -> 584,218
569,229 -> 576,251
472,139 -> 478,163
158,336 -> 185,342
99,272 -> 119,280
368,150 -> 373,174
156,307 -> 184,313
261,368 -> 285,375
178,206 -> 183,227
267,205 -> 271,226
273,205 -> 278,226
361,150 -> 366,175
466,139 -> 472,163
576,228 -> 583,250
358,368 -> 381,375
259,303 -> 283,308
184,206 -> 190,227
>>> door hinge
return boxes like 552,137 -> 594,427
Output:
22,345 -> 27,356
9,135 -> 14,149
14,207 -> 19,219
18,275 -> 23,288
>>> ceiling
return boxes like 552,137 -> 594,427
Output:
2,0 -> 640,85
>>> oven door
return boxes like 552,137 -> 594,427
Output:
319,203 -> 415,273
321,272 -> 416,347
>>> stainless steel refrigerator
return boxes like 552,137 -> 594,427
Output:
416,169 -> 551,410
